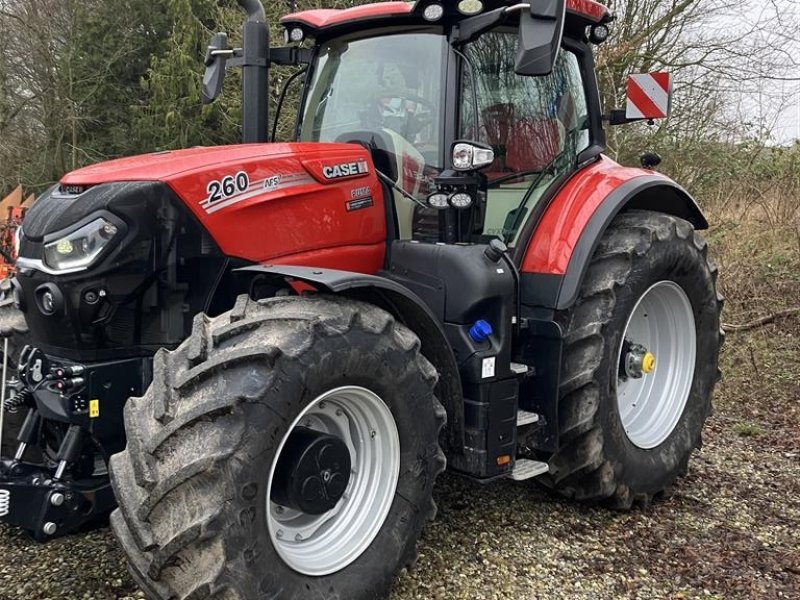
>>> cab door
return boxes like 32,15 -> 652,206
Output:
457,30 -> 593,250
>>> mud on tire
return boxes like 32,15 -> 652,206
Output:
544,210 -> 724,508
109,294 -> 446,600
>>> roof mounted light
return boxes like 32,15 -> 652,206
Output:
423,3 -> 444,21
288,26 -> 304,43
457,0 -> 484,15
589,23 -> 610,44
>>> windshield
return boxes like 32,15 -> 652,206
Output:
299,32 -> 447,239
300,32 -> 445,167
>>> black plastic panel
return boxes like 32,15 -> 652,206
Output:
16,182 -> 226,360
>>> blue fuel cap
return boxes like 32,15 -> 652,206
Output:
469,320 -> 493,343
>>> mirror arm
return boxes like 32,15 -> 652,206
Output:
605,110 -> 653,126
452,7 -> 507,44
270,47 -> 313,67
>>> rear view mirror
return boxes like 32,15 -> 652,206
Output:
202,33 -> 231,104
625,72 -> 673,121
515,0 -> 565,76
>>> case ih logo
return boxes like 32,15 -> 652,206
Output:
322,160 -> 369,180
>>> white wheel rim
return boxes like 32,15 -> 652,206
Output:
616,281 -> 696,449
266,386 -> 400,576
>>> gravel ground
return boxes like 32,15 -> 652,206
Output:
2,327 -> 798,600
1,324 -> 798,600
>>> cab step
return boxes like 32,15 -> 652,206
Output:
507,458 -> 550,481
510,362 -> 530,375
516,409 -> 540,426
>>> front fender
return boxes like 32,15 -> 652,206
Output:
236,265 -> 465,454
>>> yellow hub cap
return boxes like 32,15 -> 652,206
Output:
641,352 -> 656,374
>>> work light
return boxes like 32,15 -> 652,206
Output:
427,193 -> 450,209
423,3 -> 444,21
449,192 -> 474,209
452,142 -> 494,171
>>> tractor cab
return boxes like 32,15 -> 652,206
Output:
287,0 -> 610,247
206,0 -> 613,246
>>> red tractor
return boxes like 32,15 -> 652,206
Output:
0,1 -> 722,598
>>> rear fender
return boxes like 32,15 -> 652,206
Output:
236,265 -> 464,454
515,160 -> 706,452
519,157 -> 707,310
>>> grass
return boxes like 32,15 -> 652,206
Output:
732,422 -> 764,437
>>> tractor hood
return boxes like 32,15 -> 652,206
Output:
60,143 -> 359,185
16,141 -> 387,359
29,141 -> 386,268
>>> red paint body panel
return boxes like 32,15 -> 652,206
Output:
62,143 -> 350,185
282,2 -> 412,28
566,0 -> 611,22
282,0 -> 610,30
520,155 -> 668,275
62,143 -> 387,272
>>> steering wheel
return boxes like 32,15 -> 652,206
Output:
376,92 -> 436,139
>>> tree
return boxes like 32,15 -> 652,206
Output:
0,0 -> 172,192
596,0 -> 800,192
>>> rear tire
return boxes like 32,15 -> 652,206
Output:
545,210 -> 723,508
109,294 -> 446,600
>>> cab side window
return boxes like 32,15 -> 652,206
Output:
460,32 -> 589,244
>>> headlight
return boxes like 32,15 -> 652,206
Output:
43,218 -> 120,271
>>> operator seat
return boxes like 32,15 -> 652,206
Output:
481,103 -> 564,178
477,103 -> 565,242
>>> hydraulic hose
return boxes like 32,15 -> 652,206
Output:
0,339 -> 7,456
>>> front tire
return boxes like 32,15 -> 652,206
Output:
109,295 -> 446,600
546,210 -> 723,508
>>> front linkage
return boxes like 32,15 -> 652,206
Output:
0,343 -> 150,540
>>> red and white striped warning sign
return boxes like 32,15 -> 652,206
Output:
626,72 -> 673,120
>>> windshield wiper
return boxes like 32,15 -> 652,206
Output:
375,170 -> 428,208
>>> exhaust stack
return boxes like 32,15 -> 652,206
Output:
202,1 -> 269,143
238,0 -> 269,143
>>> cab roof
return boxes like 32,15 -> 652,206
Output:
281,0 -> 612,36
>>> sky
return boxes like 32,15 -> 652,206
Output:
772,83 -> 800,144
723,0 -> 800,144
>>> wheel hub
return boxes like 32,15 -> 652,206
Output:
271,427 -> 351,515
621,342 -> 656,379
